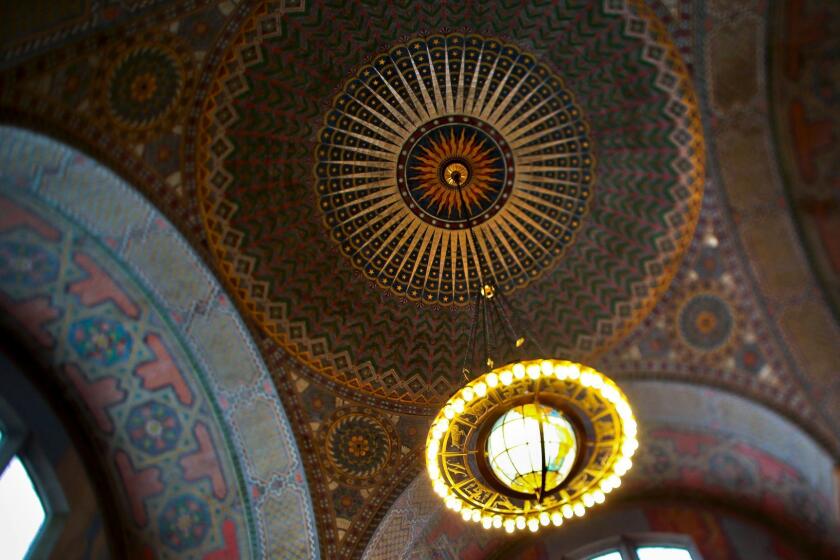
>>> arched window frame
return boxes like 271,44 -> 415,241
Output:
0,396 -> 68,559
565,533 -> 704,560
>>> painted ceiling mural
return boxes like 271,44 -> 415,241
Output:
769,0 -> 840,321
196,0 -> 704,408
0,127 -> 317,559
0,0 -> 838,559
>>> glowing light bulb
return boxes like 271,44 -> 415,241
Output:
444,406 -> 455,419
593,490 -> 606,504
601,386 -> 619,402
527,517 -> 539,532
504,519 -> 515,533
462,387 -> 475,402
461,508 -> 472,521
617,402 -> 632,419
573,503 -> 585,517
515,516 -> 526,530
551,512 -> 563,526
486,373 -> 498,387
471,509 -> 481,523
428,464 -> 439,480
614,457 -> 632,475
539,512 -> 550,526
562,505 -> 573,519
474,382 -> 487,397
527,364 -> 540,379
500,370 -> 513,385
582,493 -> 594,507
493,515 -> 503,529
622,438 -> 638,457
541,360 -> 553,375
481,516 -> 492,529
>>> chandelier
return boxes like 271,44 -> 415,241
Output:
424,129 -> 636,535
426,358 -> 637,533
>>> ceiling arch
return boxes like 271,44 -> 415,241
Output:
0,126 -> 318,558
0,1 -> 837,557
365,380 -> 840,560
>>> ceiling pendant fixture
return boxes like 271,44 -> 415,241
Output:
424,98 -> 636,536
426,358 -> 637,534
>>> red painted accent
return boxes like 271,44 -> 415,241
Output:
732,442 -> 800,483
783,0 -> 827,81
805,199 -> 840,276
115,450 -> 163,527
789,100 -> 833,184
136,333 -> 194,405
64,363 -> 125,433
650,428 -> 718,456
0,197 -> 60,240
0,294 -> 60,346
772,534 -> 806,560
68,253 -> 140,318
202,519 -> 239,560
646,506 -> 736,560
180,422 -> 228,499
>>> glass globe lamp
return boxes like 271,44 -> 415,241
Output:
486,403 -> 577,496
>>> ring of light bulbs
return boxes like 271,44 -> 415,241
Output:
426,359 -> 637,534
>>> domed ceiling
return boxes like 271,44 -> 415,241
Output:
5,0 -> 840,559
196,0 -> 703,409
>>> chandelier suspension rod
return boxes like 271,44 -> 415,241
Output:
452,176 -> 549,377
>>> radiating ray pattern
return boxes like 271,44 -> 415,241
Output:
404,120 -> 505,223
315,34 -> 594,304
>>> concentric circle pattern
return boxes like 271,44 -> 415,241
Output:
322,408 -> 394,486
315,36 -> 593,303
678,293 -> 735,352
108,47 -> 182,127
94,31 -> 195,142
197,1 -> 704,408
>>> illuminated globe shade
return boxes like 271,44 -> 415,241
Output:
486,403 -> 577,495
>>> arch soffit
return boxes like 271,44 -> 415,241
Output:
0,126 -> 319,558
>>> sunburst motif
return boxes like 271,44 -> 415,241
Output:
410,128 -> 501,219
315,34 -> 595,304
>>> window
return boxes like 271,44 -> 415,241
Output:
636,547 -> 694,560
590,553 -> 624,560
0,455 -> 46,559
0,399 -> 67,560
568,534 -> 702,560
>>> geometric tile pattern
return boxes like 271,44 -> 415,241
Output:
196,0 -> 705,409
0,1 -> 838,559
0,127 -> 318,559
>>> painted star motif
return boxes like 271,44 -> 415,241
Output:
410,128 -> 500,219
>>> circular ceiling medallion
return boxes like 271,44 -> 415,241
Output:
94,31 -> 195,143
196,1 -> 704,409
315,36 -> 593,303
677,292 -> 735,353
321,407 -> 395,486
